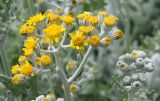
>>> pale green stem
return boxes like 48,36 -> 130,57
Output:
128,92 -> 132,101
68,46 -> 92,83
26,0 -> 35,15
47,72 -> 54,93
0,44 -> 11,76
54,52 -> 72,101
61,31 -> 67,45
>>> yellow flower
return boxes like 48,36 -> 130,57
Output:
19,24 -> 35,35
42,98 -> 48,101
11,64 -> 21,74
89,35 -> 100,46
38,0 -> 44,3
100,37 -> 112,47
43,24 -> 66,44
66,60 -> 76,71
55,8 -> 63,14
113,30 -> 124,39
12,74 -> 25,85
60,15 -> 74,24
36,57 -> 41,66
27,13 -> 46,25
41,38 -> 50,44
84,15 -> 98,25
77,12 -> 91,20
131,50 -> 139,59
98,11 -> 107,16
70,31 -> 88,51
70,83 -> 79,93
23,48 -> 34,56
40,55 -> 52,66
104,15 -> 119,26
78,26 -> 95,34
46,93 -> 56,101
21,61 -> 34,76
24,37 -> 37,49
45,11 -> 59,22
18,55 -> 26,63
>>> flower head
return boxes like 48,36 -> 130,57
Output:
18,55 -> 26,64
70,83 -> 79,93
84,15 -> 98,25
36,57 -> 41,66
24,37 -> 37,49
19,24 -> 35,35
89,35 -> 100,46
78,26 -> 95,34
98,11 -> 107,16
66,60 -> 76,71
43,24 -> 66,44
77,12 -> 91,20
70,31 -> 88,51
22,48 -> 34,56
21,61 -> 34,76
40,55 -> 52,66
104,15 -> 119,26
113,30 -> 123,39
100,37 -> 112,47
11,64 -> 21,74
45,11 -> 59,23
12,74 -> 25,85
27,13 -> 46,25
60,15 -> 74,24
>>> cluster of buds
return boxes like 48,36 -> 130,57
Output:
116,50 -> 155,92
31,93 -> 56,101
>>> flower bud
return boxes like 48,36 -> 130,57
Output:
56,98 -> 64,101
136,58 -> 144,67
124,86 -> 132,92
144,58 -> 152,64
46,93 -> 56,101
100,37 -> 112,47
119,53 -> 133,64
70,83 -> 79,93
144,63 -> 154,72
35,95 -> 45,101
131,73 -> 138,81
116,60 -> 128,71
138,73 -> 146,83
129,63 -> 137,71
123,76 -> 131,85
132,81 -> 142,88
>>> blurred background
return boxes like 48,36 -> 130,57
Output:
0,0 -> 160,101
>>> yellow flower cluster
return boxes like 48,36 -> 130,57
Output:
11,59 -> 34,85
12,11 -> 124,85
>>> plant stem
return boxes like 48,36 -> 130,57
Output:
68,46 -> 92,83
31,76 -> 38,97
0,44 -> 11,76
54,52 -> 72,101
47,72 -> 54,93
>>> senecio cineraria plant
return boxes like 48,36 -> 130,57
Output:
116,50 -> 157,101
11,10 -> 123,101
